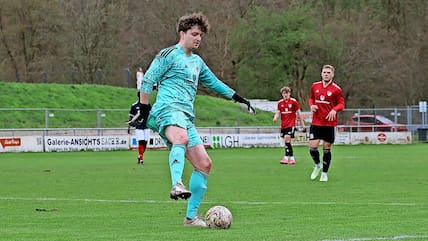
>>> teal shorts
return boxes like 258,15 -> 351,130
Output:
147,110 -> 202,149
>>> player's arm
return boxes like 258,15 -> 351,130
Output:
127,115 -> 132,134
326,89 -> 345,121
127,105 -> 139,132
309,86 -> 318,113
139,48 -> 173,112
296,109 -> 306,130
273,110 -> 280,122
333,89 -> 345,112
199,62 -> 255,114
231,93 -> 256,115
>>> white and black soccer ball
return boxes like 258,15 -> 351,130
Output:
205,205 -> 233,229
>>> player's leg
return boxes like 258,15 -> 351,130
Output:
183,127 -> 210,227
320,142 -> 332,182
138,128 -> 150,163
135,129 -> 145,164
320,127 -> 335,182
287,127 -> 296,164
279,129 -> 288,164
155,111 -> 192,200
164,125 -> 191,199
137,140 -> 147,164
309,125 -> 322,179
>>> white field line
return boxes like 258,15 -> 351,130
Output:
321,235 -> 428,241
0,196 -> 425,206
2,197 -> 426,241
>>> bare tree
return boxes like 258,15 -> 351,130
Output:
0,0 -> 63,82
61,0 -> 128,85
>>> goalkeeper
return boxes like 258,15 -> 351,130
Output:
127,92 -> 151,165
138,13 -> 255,228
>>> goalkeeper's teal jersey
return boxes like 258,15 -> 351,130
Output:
141,44 -> 235,119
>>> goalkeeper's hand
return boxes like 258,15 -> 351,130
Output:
127,103 -> 151,126
232,93 -> 256,115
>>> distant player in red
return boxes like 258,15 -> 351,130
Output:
273,86 -> 305,165
308,65 -> 345,182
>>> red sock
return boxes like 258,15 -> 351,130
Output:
138,145 -> 145,159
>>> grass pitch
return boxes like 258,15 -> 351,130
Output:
1,144 -> 427,241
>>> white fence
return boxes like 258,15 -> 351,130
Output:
0,127 -> 414,153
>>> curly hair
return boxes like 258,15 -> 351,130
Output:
176,12 -> 210,34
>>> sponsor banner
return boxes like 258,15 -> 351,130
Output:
140,132 -> 306,149
130,132 -> 167,149
292,132 -> 309,146
347,132 -> 412,144
210,133 -> 288,148
44,136 -> 129,152
2,131 -> 413,153
335,132 -> 351,145
0,136 -> 44,152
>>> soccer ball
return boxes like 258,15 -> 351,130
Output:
205,205 -> 233,229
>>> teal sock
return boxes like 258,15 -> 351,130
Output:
186,170 -> 208,219
169,144 -> 186,187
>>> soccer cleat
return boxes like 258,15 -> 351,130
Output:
288,160 -> 296,165
320,173 -> 328,182
137,155 -> 144,165
183,216 -> 207,227
310,166 -> 322,180
169,182 -> 191,200
279,158 -> 289,164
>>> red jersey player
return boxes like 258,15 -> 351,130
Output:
273,86 -> 305,165
308,65 -> 345,182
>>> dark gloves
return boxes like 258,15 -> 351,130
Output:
232,93 -> 256,115
138,103 -> 151,120
127,103 -> 151,127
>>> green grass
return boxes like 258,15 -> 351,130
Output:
1,145 -> 427,241
0,81 -> 273,128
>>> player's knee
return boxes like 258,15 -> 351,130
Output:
198,157 -> 212,174
138,140 -> 147,145
203,158 -> 212,172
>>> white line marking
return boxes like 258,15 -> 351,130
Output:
0,196 -> 425,206
1,197 -> 426,241
321,235 -> 428,241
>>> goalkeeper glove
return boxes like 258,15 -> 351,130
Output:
127,103 -> 151,127
138,103 -> 151,120
232,93 -> 256,115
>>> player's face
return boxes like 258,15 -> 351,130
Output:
321,68 -> 334,82
182,25 -> 203,50
281,91 -> 290,100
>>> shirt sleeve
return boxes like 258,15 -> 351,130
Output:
141,52 -> 172,94
294,100 -> 301,111
309,85 -> 315,107
333,89 -> 345,112
199,61 -> 235,99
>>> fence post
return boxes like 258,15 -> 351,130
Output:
97,110 -> 101,128
125,68 -> 132,88
45,108 -> 49,129
71,68 -> 77,84
97,69 -> 104,85
43,71 -> 48,83
406,106 -> 412,127
236,108 -> 241,128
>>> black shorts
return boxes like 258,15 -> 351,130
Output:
309,125 -> 335,143
280,127 -> 295,138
